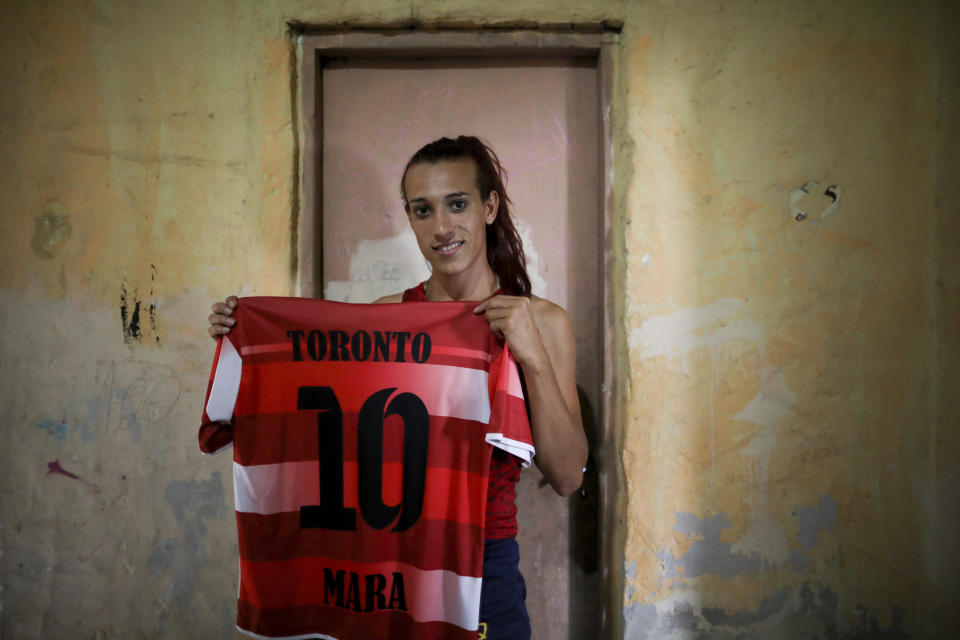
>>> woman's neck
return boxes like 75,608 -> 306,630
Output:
425,270 -> 498,302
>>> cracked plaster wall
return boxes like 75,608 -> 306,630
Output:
619,1 -> 959,638
0,0 -> 957,638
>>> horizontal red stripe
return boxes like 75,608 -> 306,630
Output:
422,353 -> 493,370
233,360 -> 493,417
341,462 -> 488,526
239,341 -> 291,356
238,555 -> 478,609
490,394 -> 531,444
235,458 -> 490,527
237,511 -> 483,574
233,412 -> 492,472
237,598 -> 477,640
430,344 -> 492,361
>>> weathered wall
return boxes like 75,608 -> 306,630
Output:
619,2 -> 959,638
0,0 -> 956,638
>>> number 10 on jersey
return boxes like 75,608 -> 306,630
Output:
297,386 -> 430,533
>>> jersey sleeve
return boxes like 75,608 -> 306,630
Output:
199,335 -> 242,454
485,344 -> 535,467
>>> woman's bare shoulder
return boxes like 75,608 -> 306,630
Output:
374,292 -> 405,303
529,295 -> 577,370
530,295 -> 568,319
530,295 -> 574,338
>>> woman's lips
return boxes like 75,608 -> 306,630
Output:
434,240 -> 464,256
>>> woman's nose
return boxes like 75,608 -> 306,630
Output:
433,210 -> 453,237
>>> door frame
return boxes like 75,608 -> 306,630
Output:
293,27 -> 622,637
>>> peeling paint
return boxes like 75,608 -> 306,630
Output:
659,513 -> 766,579
629,298 -> 763,363
120,277 -> 159,345
794,495 -> 838,551
733,367 -> 797,430
623,602 -> 657,640
661,601 -> 702,632
730,368 -> 798,564
730,509 -> 790,566
701,586 -> 791,626
120,281 -> 143,343
789,495 -> 839,571
161,472 -> 225,612
623,582 -> 914,638
146,537 -> 179,577
658,494 -> 837,584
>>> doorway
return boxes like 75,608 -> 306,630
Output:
297,30 -> 617,639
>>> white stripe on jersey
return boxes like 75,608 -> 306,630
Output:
234,460 -> 318,515
206,337 -> 242,423
236,563 -> 481,635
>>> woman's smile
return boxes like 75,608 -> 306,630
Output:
434,239 -> 465,256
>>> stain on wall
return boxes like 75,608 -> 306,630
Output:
155,473 -> 225,617
119,266 -> 159,345
0,0 -> 957,638
31,205 -> 72,259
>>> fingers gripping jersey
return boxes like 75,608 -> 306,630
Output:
199,297 -> 534,640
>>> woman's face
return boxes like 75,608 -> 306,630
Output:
403,157 -> 499,282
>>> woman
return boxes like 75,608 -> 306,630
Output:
208,135 -> 586,639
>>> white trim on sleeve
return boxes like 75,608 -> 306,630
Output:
205,337 -> 242,423
485,434 -> 535,468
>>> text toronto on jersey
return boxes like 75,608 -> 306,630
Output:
286,329 -> 432,364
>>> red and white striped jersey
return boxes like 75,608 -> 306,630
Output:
199,296 -> 533,640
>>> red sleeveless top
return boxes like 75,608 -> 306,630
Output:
402,282 -> 521,539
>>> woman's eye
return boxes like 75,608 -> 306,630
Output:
414,207 -> 430,218
451,199 -> 467,211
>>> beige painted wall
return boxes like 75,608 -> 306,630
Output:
0,1 -> 956,638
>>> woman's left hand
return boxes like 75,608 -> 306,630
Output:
473,295 -> 550,368
475,293 -> 587,496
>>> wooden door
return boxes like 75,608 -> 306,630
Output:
320,56 -> 602,638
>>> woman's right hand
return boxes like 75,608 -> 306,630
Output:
208,295 -> 238,339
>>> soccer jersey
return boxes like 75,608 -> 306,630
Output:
401,282 -> 522,539
199,297 -> 534,640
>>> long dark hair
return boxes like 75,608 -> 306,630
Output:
401,135 -> 532,297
